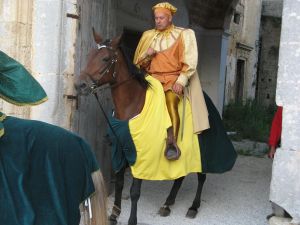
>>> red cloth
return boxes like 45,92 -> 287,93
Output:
268,106 -> 283,147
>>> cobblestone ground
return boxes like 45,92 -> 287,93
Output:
108,155 -> 273,225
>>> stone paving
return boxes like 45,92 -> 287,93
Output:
108,155 -> 273,225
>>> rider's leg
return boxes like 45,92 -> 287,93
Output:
165,90 -> 181,160
165,90 -> 180,141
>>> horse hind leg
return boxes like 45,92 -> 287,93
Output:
186,173 -> 206,219
109,167 -> 126,225
128,178 -> 142,225
159,176 -> 185,217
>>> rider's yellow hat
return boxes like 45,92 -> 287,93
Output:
152,2 -> 177,15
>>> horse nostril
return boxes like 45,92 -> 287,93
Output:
75,81 -> 93,96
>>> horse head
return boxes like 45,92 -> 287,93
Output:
75,28 -> 122,95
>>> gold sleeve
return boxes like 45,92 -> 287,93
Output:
176,29 -> 198,87
133,30 -> 157,67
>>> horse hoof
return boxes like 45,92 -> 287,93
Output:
186,208 -> 198,219
159,205 -> 171,217
109,219 -> 117,225
108,214 -> 118,225
266,213 -> 275,220
128,218 -> 137,225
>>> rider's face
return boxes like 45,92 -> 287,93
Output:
154,12 -> 172,31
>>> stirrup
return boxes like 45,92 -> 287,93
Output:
164,143 -> 181,161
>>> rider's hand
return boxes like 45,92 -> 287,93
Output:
173,83 -> 183,95
146,48 -> 156,57
268,146 -> 276,159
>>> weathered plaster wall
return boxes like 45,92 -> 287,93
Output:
29,0 -> 79,129
0,0 -> 33,118
225,0 -> 262,105
196,28 -> 229,113
187,0 -> 238,29
269,0 -> 300,223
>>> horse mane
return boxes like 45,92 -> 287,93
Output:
117,40 -> 150,89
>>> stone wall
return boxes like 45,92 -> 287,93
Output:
256,16 -> 281,106
262,0 -> 283,17
269,0 -> 300,223
0,0 -> 33,118
256,0 -> 283,106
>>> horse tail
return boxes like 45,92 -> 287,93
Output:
80,169 -> 108,225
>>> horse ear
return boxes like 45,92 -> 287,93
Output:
111,34 -> 123,48
92,27 -> 103,44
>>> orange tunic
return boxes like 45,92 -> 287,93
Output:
146,34 -> 186,91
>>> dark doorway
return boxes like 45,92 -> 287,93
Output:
235,59 -> 245,102
122,28 -> 143,53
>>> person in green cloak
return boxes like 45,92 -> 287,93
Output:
0,51 -> 107,225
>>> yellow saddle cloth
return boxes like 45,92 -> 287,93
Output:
129,76 -> 201,180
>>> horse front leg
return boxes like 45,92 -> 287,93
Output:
186,173 -> 206,218
159,176 -> 185,217
128,178 -> 142,225
109,166 -> 126,225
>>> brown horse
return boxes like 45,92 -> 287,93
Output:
75,30 -> 236,225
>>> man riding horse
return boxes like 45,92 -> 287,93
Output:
134,2 -> 209,160
75,3 -> 237,221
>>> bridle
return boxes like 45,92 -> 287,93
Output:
96,43 -> 118,81
81,40 -> 129,151
85,41 -> 134,94
87,42 -> 119,93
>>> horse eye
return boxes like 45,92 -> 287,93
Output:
102,57 -> 110,62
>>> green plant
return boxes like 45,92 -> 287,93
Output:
223,100 -> 276,142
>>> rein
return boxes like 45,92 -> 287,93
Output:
87,42 -> 130,153
93,92 -> 125,153
89,76 -> 134,94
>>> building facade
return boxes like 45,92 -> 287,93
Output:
224,0 -> 263,106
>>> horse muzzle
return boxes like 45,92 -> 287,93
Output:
74,76 -> 93,96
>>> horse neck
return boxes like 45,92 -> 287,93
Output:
110,56 -> 146,120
